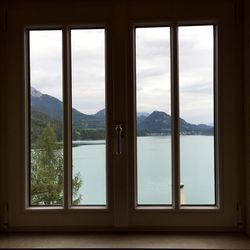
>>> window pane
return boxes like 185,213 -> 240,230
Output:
29,30 -> 63,206
71,29 -> 106,205
179,26 -> 215,205
136,27 -> 172,205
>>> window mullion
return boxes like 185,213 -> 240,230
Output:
171,25 -> 180,210
62,26 -> 72,210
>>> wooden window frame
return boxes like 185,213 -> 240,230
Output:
6,0 -> 244,231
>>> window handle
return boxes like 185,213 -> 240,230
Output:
115,124 -> 123,155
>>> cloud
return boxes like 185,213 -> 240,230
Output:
29,25 -> 214,124
30,31 -> 63,100
180,81 -> 213,94
30,29 -> 105,114
71,29 -> 105,113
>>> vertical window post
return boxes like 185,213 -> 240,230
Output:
171,24 -> 180,209
63,26 -> 72,209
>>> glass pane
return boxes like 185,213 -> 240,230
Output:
179,25 -> 215,205
136,27 -> 172,205
71,29 -> 106,205
29,30 -> 63,206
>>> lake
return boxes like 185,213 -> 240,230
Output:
72,135 -> 215,206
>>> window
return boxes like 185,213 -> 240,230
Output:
29,29 -> 107,207
29,30 -> 64,206
28,25 -> 216,210
136,27 -> 172,206
178,26 -> 215,206
135,25 -> 215,208
7,1 -> 242,230
71,29 -> 106,206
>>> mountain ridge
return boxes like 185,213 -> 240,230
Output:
30,87 -> 213,141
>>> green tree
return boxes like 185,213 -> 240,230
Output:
31,124 -> 82,205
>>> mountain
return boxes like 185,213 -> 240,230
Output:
137,112 -> 150,117
93,109 -> 105,119
31,87 -> 43,98
138,111 -> 213,135
92,109 -> 105,127
139,111 -> 171,134
179,117 -> 212,134
30,87 -> 104,129
31,108 -> 62,143
137,115 -> 147,125
30,87 -> 213,141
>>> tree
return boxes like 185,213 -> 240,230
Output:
31,124 -> 82,205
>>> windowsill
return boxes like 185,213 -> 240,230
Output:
0,232 -> 250,249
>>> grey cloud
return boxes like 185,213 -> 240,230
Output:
30,27 -> 214,123
136,68 -> 170,81
180,82 -> 213,94
72,48 -> 104,60
137,41 -> 170,58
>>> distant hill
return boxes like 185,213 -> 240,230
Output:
138,111 -> 212,135
30,87 -> 213,141
137,114 -> 147,125
31,87 -> 105,129
137,112 -> 150,117
30,107 -> 106,142
31,108 -> 62,143
138,111 -> 171,134
93,109 -> 105,119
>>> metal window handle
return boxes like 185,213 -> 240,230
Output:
115,124 -> 123,155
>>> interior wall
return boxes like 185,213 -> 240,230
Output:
0,0 -> 248,233
245,0 -> 250,236
0,5 -> 7,232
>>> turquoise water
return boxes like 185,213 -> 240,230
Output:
137,136 -> 172,205
72,141 -> 106,205
72,135 -> 215,205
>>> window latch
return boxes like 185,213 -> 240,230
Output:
115,124 -> 123,155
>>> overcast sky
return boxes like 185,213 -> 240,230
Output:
30,25 -> 213,125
